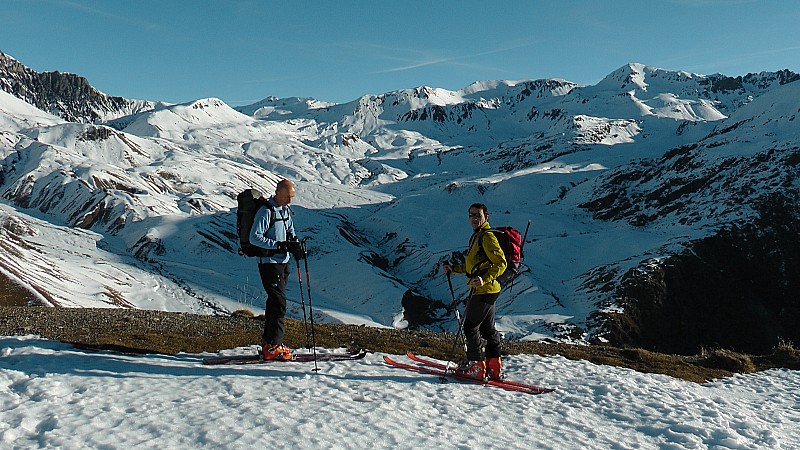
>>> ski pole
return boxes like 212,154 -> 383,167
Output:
446,269 -> 456,302
442,270 -> 472,380
294,258 -> 310,349
443,289 -> 473,379
520,219 -> 531,260
301,237 -> 319,372
446,272 -> 469,355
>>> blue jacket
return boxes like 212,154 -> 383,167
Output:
249,198 -> 295,264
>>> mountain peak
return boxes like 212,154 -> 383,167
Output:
595,63 -> 654,92
235,96 -> 335,118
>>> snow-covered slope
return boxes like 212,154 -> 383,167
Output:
2,336 -> 798,449
580,78 -> 800,229
1,57 -> 798,347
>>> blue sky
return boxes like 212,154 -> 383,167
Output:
3,0 -> 799,106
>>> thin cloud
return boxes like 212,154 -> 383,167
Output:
240,76 -> 292,85
678,46 -> 800,74
746,45 -> 800,58
48,0 -> 161,31
374,57 -> 456,74
371,41 -> 539,75
670,0 -> 761,6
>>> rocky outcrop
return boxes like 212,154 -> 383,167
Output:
599,192 -> 800,355
0,51 -> 156,123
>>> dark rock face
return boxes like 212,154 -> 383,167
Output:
401,289 -> 449,330
0,51 -> 151,123
602,192 -> 800,355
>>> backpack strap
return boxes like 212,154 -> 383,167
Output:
255,202 -> 285,258
469,229 -> 496,278
264,202 -> 277,232
262,200 -> 293,230
475,228 -> 501,259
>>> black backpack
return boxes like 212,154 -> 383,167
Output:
236,189 -> 276,257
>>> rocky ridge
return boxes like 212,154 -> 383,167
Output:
0,51 -> 158,123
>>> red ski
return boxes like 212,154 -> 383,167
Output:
383,355 -> 553,395
405,352 -> 551,392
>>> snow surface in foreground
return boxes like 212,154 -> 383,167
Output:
1,336 -> 798,449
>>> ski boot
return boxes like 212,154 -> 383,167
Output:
262,343 -> 293,361
486,357 -> 503,380
455,359 -> 487,380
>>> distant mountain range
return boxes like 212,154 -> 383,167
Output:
1,51 -> 798,354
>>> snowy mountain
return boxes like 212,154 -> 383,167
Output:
1,54 -> 798,354
0,52 -> 160,123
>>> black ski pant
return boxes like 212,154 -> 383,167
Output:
463,292 -> 501,361
258,262 -> 289,346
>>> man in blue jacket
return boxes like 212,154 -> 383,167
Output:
249,179 -> 303,360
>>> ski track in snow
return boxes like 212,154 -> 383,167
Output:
1,336 -> 798,449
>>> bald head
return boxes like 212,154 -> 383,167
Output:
274,179 -> 296,207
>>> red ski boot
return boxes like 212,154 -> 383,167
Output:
455,360 -> 487,380
262,343 -> 293,361
486,357 -> 503,380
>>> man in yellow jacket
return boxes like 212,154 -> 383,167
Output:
443,203 -> 507,380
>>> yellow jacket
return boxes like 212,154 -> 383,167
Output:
452,222 -> 507,295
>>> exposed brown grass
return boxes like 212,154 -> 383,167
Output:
0,272 -> 37,307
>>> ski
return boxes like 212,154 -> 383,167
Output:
203,349 -> 367,365
405,352 -> 550,392
383,355 -> 553,395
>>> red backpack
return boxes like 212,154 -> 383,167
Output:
477,224 -> 527,286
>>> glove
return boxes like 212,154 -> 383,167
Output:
468,276 -> 485,288
278,240 -> 305,260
